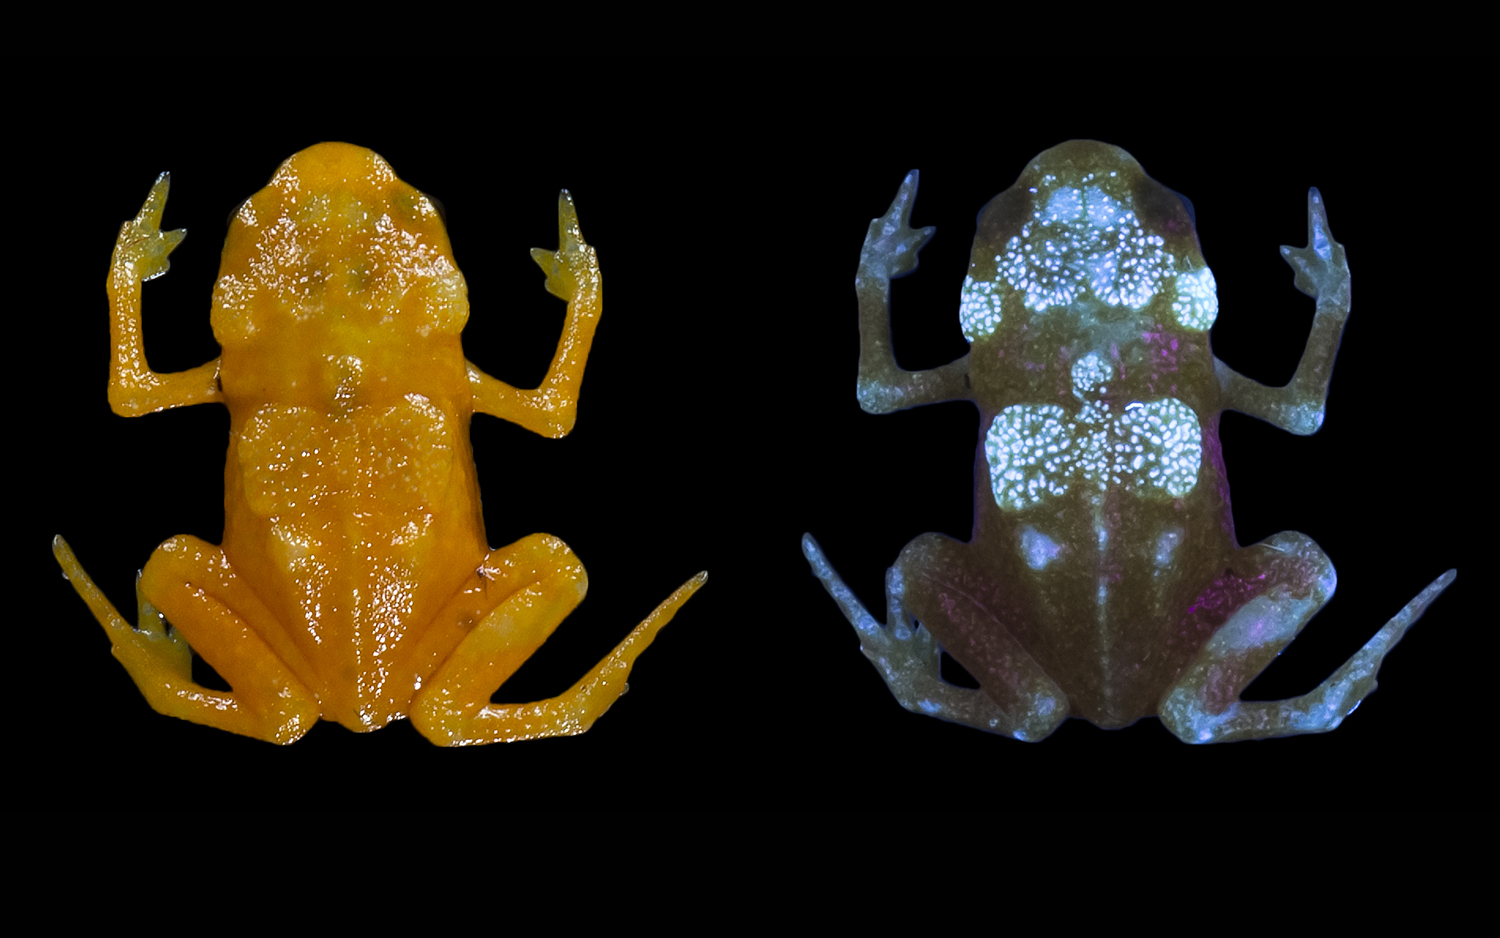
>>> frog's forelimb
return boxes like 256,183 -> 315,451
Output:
854,171 -> 972,416
1214,188 -> 1350,436
106,174 -> 223,416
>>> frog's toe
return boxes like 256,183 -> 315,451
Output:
55,535 -> 192,679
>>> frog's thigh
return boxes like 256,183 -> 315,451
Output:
410,534 -> 698,747
132,536 -> 319,744
1158,531 -> 1451,744
893,534 -> 1069,741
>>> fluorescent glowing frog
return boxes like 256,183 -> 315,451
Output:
54,143 -> 705,746
803,140 -> 1454,743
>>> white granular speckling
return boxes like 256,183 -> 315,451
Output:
993,185 -> 1174,314
986,396 -> 1202,509
1171,268 -> 1219,331
959,276 -> 1004,340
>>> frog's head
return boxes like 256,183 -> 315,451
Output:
211,142 -> 469,347
958,141 -> 1217,351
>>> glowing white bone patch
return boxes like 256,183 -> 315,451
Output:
1155,527 -> 1184,568
996,185 -> 1174,314
985,404 -> 1074,510
1171,268 -> 1219,331
1019,525 -> 1063,570
986,397 -> 1202,510
959,276 -> 1003,341
1071,353 -> 1111,396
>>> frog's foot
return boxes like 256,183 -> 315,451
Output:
410,534 -> 704,746
1280,188 -> 1349,304
113,172 -> 186,283
529,190 -> 599,311
54,535 -> 319,745
803,533 -> 1067,741
859,171 -> 935,282
1158,532 -> 1455,744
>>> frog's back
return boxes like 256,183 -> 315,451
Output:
960,141 -> 1234,725
211,144 -> 486,729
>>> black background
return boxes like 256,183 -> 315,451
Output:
20,58 -> 1473,807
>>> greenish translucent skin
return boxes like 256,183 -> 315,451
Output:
803,141 -> 1456,743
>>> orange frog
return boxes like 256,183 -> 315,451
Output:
54,143 -> 705,746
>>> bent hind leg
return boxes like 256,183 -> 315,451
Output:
1159,531 -> 1454,743
55,535 -> 319,744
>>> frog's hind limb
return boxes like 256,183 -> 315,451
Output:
105,173 -> 224,417
802,534 -> 1068,741
1215,188 -> 1349,436
53,535 -> 320,744
1158,532 -> 1455,743
852,172 -> 972,416
467,191 -> 601,440
410,534 -> 705,746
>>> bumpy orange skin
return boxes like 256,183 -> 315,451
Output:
55,143 -> 704,746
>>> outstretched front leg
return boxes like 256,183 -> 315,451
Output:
468,191 -> 601,439
802,534 -> 1067,741
105,174 -> 224,416
1158,532 -> 1455,743
1215,188 -> 1349,435
410,534 -> 705,746
854,172 -> 972,415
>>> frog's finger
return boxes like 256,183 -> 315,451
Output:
529,246 -> 569,299
862,170 -> 935,279
137,227 -> 186,283
886,170 -> 921,228
134,171 -> 172,229
117,172 -> 186,283
529,192 -> 592,301
1279,188 -> 1344,299
555,189 -> 585,255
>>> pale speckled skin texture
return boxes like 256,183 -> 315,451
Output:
804,140 -> 1455,743
54,143 -> 704,746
